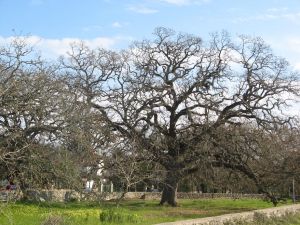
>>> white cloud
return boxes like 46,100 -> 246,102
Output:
0,36 -> 119,59
233,9 -> 300,23
267,7 -> 288,13
128,5 -> 158,14
112,22 -> 122,28
281,12 -> 300,22
154,0 -> 211,6
295,63 -> 300,71
283,38 -> 300,71
267,36 -> 300,71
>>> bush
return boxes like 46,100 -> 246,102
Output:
40,215 -> 65,225
99,208 -> 140,223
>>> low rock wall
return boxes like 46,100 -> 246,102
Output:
0,189 -> 264,202
24,189 -> 81,202
155,204 -> 300,225
176,192 -> 263,199
0,190 -> 22,202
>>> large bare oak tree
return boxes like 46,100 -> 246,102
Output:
63,28 -> 299,206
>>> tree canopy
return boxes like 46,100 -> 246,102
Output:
0,28 -> 299,206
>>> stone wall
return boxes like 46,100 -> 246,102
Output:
0,190 -> 22,202
0,189 -> 264,202
24,189 -> 81,202
18,190 -> 264,202
176,192 -> 264,199
121,192 -> 264,200
155,204 -> 300,225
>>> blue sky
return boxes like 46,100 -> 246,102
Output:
1,0 -> 300,69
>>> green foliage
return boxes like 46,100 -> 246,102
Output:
100,208 -> 141,223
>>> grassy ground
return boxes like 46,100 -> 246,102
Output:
0,199 -> 291,225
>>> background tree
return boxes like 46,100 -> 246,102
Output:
0,37 -> 77,191
211,124 -> 300,205
102,135 -> 157,206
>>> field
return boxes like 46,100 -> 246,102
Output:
0,198 -> 291,225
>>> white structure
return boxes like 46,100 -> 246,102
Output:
84,162 -> 114,192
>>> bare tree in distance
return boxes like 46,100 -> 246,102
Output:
211,124 -> 300,205
0,37 -> 73,191
64,27 -> 299,206
102,135 -> 158,207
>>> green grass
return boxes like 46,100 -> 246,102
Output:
0,199 -> 290,225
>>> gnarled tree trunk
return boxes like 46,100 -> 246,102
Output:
159,171 -> 179,207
